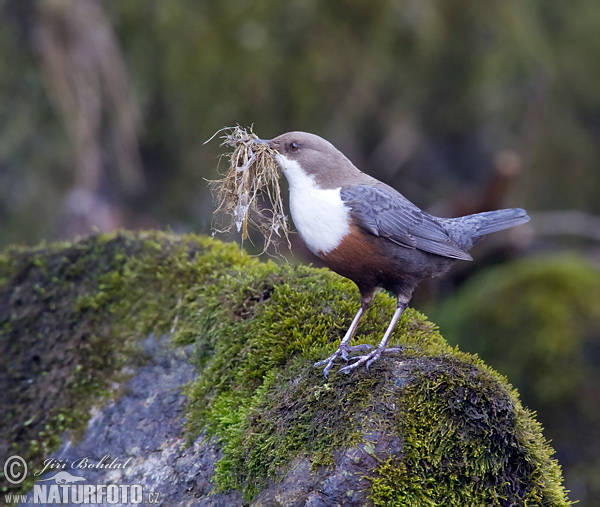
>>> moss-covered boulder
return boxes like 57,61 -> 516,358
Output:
433,255 -> 600,504
0,231 -> 570,505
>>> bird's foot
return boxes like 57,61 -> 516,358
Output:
338,346 -> 403,375
314,343 -> 373,378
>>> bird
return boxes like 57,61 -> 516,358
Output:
265,132 -> 530,377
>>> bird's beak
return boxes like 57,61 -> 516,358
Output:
258,138 -> 280,155
258,138 -> 285,169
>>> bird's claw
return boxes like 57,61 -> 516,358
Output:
314,343 -> 373,377
338,346 -> 403,375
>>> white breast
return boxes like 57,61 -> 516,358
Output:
276,155 -> 350,256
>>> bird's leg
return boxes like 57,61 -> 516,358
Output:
314,293 -> 374,378
338,298 -> 408,374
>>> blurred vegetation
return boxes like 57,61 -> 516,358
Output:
433,255 -> 600,504
1,0 -> 600,504
2,0 -> 600,247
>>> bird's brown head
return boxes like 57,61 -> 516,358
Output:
266,131 -> 364,188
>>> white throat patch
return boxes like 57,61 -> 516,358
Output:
276,154 -> 350,256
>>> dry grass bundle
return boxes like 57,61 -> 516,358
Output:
206,126 -> 291,253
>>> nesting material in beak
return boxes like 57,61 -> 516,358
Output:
206,125 -> 291,254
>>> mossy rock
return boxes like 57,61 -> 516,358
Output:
0,231 -> 570,505
433,255 -> 600,504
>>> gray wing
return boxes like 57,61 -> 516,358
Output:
340,184 -> 472,261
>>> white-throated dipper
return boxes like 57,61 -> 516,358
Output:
266,132 -> 530,377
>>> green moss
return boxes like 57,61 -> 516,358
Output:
170,248 -> 569,503
432,254 -> 600,502
0,231 -> 252,495
1,232 -> 571,504
173,255 -> 452,499
367,358 -> 566,505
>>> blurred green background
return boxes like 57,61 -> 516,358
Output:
1,0 -> 599,504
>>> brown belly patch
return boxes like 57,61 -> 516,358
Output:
320,224 -> 397,291
319,222 -> 455,296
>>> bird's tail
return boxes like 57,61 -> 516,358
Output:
471,208 -> 530,237
444,208 -> 530,251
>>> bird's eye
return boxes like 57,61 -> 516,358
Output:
289,142 -> 300,152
